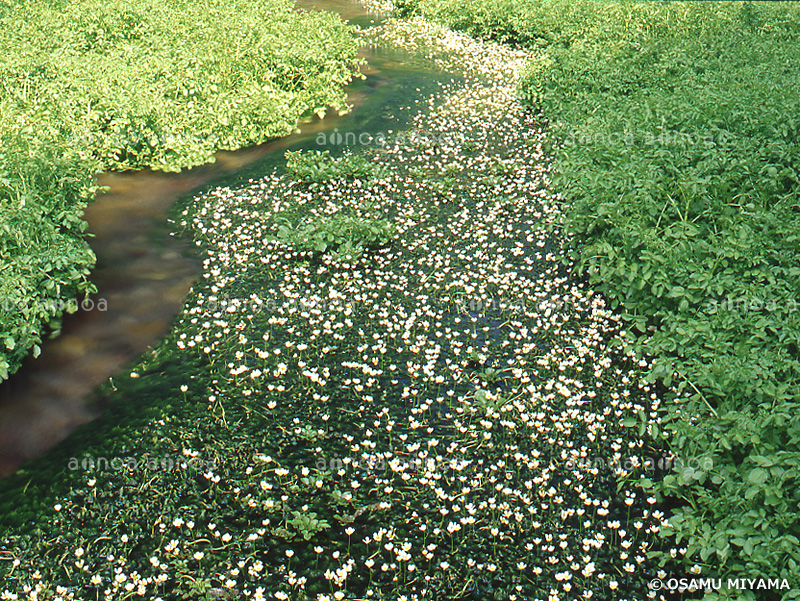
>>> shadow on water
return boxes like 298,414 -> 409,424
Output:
0,0 -> 457,477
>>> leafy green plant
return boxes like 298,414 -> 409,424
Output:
0,131 -> 98,380
285,150 -> 388,183
287,510 -> 331,541
274,213 -> 394,257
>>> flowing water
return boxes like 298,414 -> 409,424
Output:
0,0 -> 454,477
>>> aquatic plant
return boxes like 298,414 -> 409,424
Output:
0,18 -> 677,601
285,150 -> 389,184
397,0 -> 800,595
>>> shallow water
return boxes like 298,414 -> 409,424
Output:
0,0 -> 455,477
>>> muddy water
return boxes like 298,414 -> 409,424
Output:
0,0 -> 451,477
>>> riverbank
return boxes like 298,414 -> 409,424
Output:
0,13 -> 676,601
0,0 -> 362,382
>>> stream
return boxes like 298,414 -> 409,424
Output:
0,0 -> 452,477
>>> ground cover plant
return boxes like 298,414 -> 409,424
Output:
0,18 -> 681,601
285,150 -> 390,184
395,0 -> 800,597
0,0 -> 362,381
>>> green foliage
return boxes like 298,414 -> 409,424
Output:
0,131 -> 98,380
403,0 -> 800,594
287,510 -> 331,540
274,149 -> 395,258
0,0 -> 362,380
285,150 -> 389,183
274,213 -> 394,259
1,0 -> 362,172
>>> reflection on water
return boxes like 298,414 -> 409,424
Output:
0,170 -> 199,477
0,0 -> 451,477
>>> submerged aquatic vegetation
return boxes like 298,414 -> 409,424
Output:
0,13 -> 686,601
396,0 -> 800,593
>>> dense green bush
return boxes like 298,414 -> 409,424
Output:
398,0 -> 800,597
0,0 -> 362,380
0,132 -> 98,380
1,0 -> 362,172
